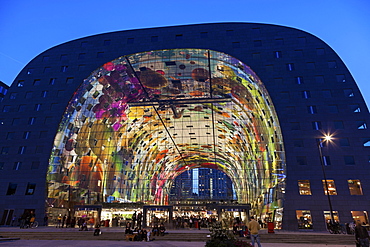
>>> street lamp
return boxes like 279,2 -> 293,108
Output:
317,135 -> 335,225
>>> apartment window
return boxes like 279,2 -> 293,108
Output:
295,76 -> 303,84
254,40 -> 262,47
60,54 -> 68,61
61,66 -> 68,72
13,162 -> 22,170
275,38 -> 284,45
334,121 -> 344,129
104,39 -> 111,45
274,51 -> 282,58
6,183 -> 17,195
10,93 -> 17,99
33,79 -> 40,86
322,180 -> 337,195
49,78 -> 56,85
41,90 -> 48,98
80,41 -> 88,47
350,104 -> 361,113
294,50 -> 303,57
44,117 -> 53,125
296,210 -> 312,229
34,104 -> 41,111
6,132 -> 14,140
328,105 -> 338,114
28,117 -> 36,125
322,90 -> 332,98
127,38 -> 134,44
297,156 -> 307,166
357,121 -> 367,129
43,67 -> 51,73
323,156 -> 331,166
78,53 -> 86,59
232,42 -> 240,48
307,105 -> 317,114
328,61 -> 337,68
23,131 -> 31,139
151,36 -> 158,42
316,48 -> 325,55
1,147 -> 9,155
97,52 -> 104,58
42,56 -> 49,62
315,75 -> 324,83
306,62 -> 315,69
286,63 -> 295,71
348,180 -> 363,195
57,90 -> 64,97
344,156 -> 355,165
12,118 -> 20,126
25,183 -> 36,195
25,91 -> 33,99
2,105 -> 10,112
344,89 -> 354,97
18,146 -> 26,154
17,80 -> 25,87
175,34 -> 183,40
298,180 -> 312,195
336,74 -> 346,83
339,138 -> 350,147
298,37 -> 306,44
302,91 -> 311,99
31,161 -> 40,170
312,121 -> 322,130
200,32 -> 208,38
66,77 -> 74,84
27,68 -> 34,74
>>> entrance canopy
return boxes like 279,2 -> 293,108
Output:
47,49 -> 285,211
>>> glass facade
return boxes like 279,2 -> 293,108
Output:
47,49 -> 286,216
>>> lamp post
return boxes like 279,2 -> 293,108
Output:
317,135 -> 335,225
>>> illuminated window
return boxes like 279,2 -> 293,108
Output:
61,66 -> 68,72
298,180 -> 311,195
350,104 -> 361,113
322,180 -> 337,195
302,91 -> 311,99
286,63 -> 295,71
18,146 -> 26,154
41,91 -> 48,98
295,76 -> 303,84
323,211 -> 339,223
307,105 -> 317,114
23,131 -> 31,139
348,180 -> 363,195
49,78 -> 56,85
25,183 -> 36,195
351,211 -> 368,224
296,210 -> 313,229
28,117 -> 36,125
34,104 -> 41,111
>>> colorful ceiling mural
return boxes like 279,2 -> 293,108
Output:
47,49 -> 286,208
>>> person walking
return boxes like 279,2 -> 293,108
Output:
248,216 -> 262,247
355,221 -> 370,247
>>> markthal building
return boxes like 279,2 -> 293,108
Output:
0,23 -> 369,231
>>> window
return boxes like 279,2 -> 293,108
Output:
339,138 -> 350,146
296,210 -> 312,229
18,146 -> 26,154
17,80 -> 25,87
10,93 -> 17,99
286,63 -> 295,71
357,121 -> 367,129
297,156 -> 307,166
28,117 -> 36,125
2,105 -> 10,112
13,161 -> 22,170
31,161 -> 40,170
61,66 -> 68,72
33,79 -> 40,86
49,78 -> 56,85
1,147 -> 9,155
298,180 -> 311,195
302,91 -> 311,99
316,48 -> 325,55
322,180 -> 337,195
344,89 -> 354,97
18,104 -> 26,112
200,32 -> 208,38
232,42 -> 240,48
25,183 -> 36,195
6,183 -> 17,195
127,38 -> 134,44
328,105 -> 338,114
60,54 -> 68,60
66,77 -> 74,84
348,180 -> 363,195
312,121 -> 322,130
307,105 -> 317,114
35,145 -> 43,153
42,56 -> 49,62
0,162 -> 4,170
298,37 -> 306,44
334,121 -> 344,129
295,76 -> 303,84
328,61 -> 337,68
306,62 -> 315,69
23,131 -> 31,139
57,90 -> 64,97
175,34 -> 183,40
291,122 -> 300,130
44,117 -> 53,125
344,156 -> 355,165
294,50 -> 303,57
104,39 -> 111,45
34,104 -> 41,111
336,74 -> 346,83
322,90 -> 332,98
27,68 -> 34,74
151,36 -> 158,42
275,38 -> 284,45
43,67 -> 51,73
315,75 -> 324,83
39,131 -> 48,138
97,52 -> 104,58
78,53 -> 86,59
254,40 -> 262,47
6,132 -> 14,140
322,156 -> 331,166
12,118 -> 20,126
25,91 -> 33,99
78,65 -> 86,71
350,104 -> 361,113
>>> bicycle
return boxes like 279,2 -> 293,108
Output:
327,222 -> 346,234
29,221 -> 39,228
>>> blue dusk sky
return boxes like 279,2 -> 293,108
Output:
0,0 -> 369,105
